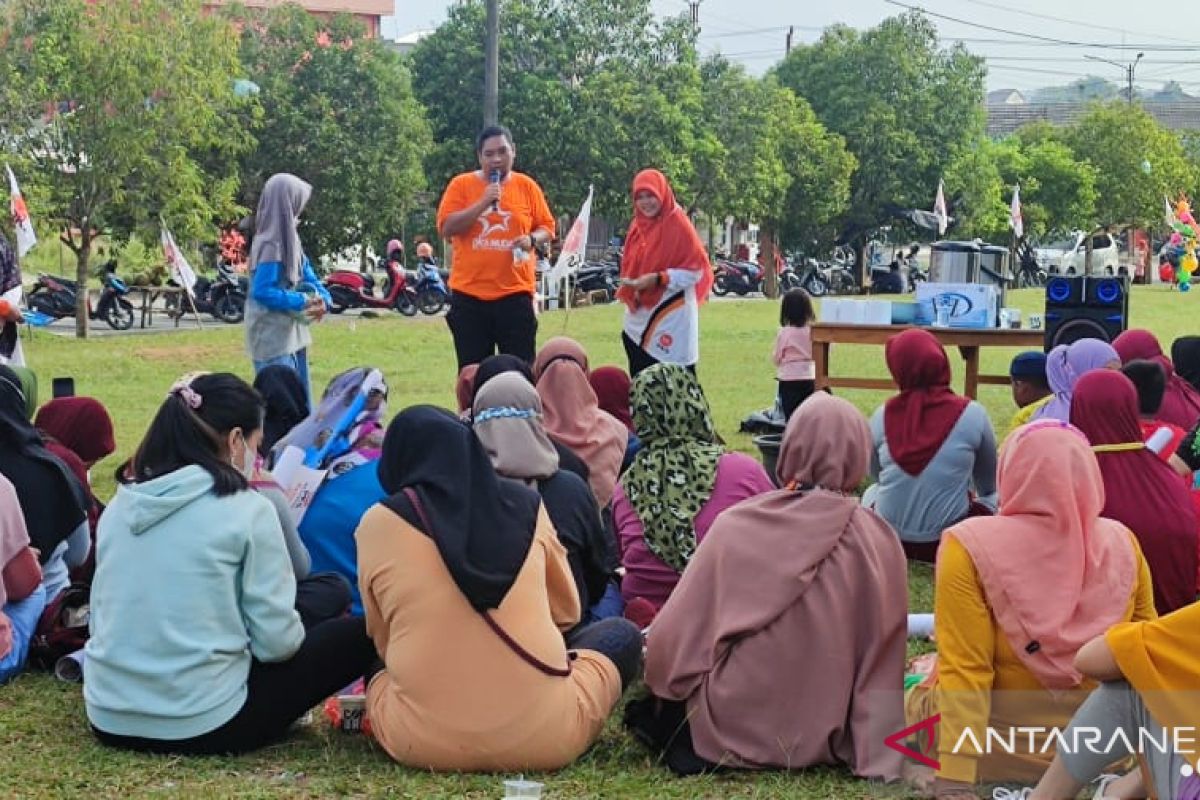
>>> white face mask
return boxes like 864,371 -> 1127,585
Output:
233,431 -> 256,480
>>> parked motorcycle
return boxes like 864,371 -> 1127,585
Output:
712,260 -> 764,296
27,262 -> 135,331
325,254 -> 417,316
572,261 -> 619,303
167,261 -> 247,324
413,260 -> 450,315
820,262 -> 858,295
785,257 -> 830,297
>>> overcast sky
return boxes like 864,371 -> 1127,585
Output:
388,0 -> 1200,94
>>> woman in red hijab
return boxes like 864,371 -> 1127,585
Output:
35,396 -> 116,582
863,329 -> 998,563
1070,369 -> 1198,614
1113,329 -> 1200,430
617,169 -> 713,376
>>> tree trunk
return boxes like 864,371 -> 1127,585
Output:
75,230 -> 92,339
761,224 -> 779,299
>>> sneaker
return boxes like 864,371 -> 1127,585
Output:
992,788 -> 1032,800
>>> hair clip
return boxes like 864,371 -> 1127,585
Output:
168,373 -> 206,410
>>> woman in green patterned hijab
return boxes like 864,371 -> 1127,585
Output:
621,364 -> 725,572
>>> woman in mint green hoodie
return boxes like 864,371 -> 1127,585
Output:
85,373 -> 377,755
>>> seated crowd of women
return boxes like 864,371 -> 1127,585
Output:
5,325 -> 1200,796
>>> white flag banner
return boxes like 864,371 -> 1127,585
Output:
1010,183 -> 1024,239
161,225 -> 197,294
7,165 -> 37,257
933,179 -> 948,236
1166,195 -> 1179,228
548,185 -> 594,286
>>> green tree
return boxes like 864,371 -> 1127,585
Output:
774,13 -> 986,278
945,135 -> 1097,243
0,0 -> 250,336
1018,139 -> 1098,240
410,0 -> 710,222
1063,102 -> 1193,230
692,60 -> 854,294
231,5 -> 432,261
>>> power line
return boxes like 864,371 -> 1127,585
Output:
955,0 -> 1194,45
885,0 -> 1200,51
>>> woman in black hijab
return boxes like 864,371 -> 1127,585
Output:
0,366 -> 87,562
1171,336 -> 1200,394
357,405 -> 642,772
253,365 -> 310,456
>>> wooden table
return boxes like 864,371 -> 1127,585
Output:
128,286 -> 201,329
812,323 -> 1046,399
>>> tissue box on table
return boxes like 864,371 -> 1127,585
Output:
915,283 -> 999,329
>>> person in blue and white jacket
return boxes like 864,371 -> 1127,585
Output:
245,173 -> 331,403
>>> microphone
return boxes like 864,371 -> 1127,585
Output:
490,169 -> 500,212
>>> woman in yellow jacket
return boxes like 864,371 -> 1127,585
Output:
909,421 -> 1156,799
1028,602 -> 1200,800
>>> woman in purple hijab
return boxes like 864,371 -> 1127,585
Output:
1034,339 -> 1121,422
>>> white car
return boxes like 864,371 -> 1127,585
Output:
1055,231 -> 1120,275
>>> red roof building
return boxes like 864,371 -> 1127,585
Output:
203,0 -> 392,38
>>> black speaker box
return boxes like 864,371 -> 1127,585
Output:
1043,275 -> 1128,350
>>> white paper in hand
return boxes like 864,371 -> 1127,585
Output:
272,445 -> 327,526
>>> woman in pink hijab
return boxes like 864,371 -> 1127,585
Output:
533,338 -> 627,507
914,421 -> 1156,798
1113,328 -> 1200,430
631,394 -> 908,777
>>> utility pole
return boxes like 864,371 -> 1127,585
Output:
688,0 -> 701,34
786,25 -> 794,54
1084,52 -> 1143,105
484,0 -> 499,126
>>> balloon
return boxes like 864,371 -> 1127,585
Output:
1183,212 -> 1196,225
1181,281 -> 1191,292
1173,222 -> 1194,236
1161,263 -> 1177,283
1183,252 -> 1197,274
1171,233 -> 1184,245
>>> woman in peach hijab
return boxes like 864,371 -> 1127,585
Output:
533,337 -> 626,507
914,421 -> 1156,799
631,394 -> 908,777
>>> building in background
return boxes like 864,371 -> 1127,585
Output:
203,0 -> 393,38
393,29 -> 433,55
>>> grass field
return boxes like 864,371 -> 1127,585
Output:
1,286 -> 1188,798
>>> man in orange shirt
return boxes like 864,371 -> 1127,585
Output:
437,125 -> 555,368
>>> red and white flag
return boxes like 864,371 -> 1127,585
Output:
1010,184 -> 1024,239
161,224 -> 197,295
548,185 -> 593,286
933,179 -> 948,236
7,165 -> 37,257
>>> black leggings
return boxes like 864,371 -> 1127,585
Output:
565,617 -> 643,690
295,572 -> 352,630
92,617 -> 377,756
778,379 -> 816,420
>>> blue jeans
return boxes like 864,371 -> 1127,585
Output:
253,348 -> 311,407
0,585 -> 47,684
